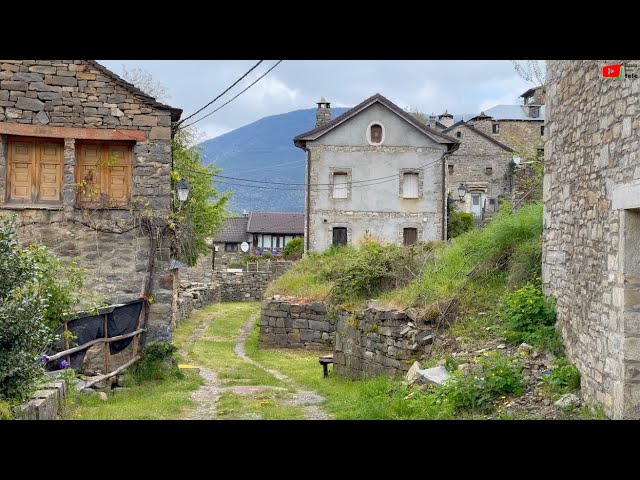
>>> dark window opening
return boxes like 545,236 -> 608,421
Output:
403,228 -> 418,245
253,235 -> 259,247
332,227 -> 347,246
489,198 -> 496,205
540,125 -> 545,136
537,147 -> 544,157
370,124 -> 383,143
492,123 -> 500,134
455,131 -> 462,138
485,167 -> 493,175
448,164 -> 454,175
529,106 -> 540,118
225,243 -> 238,252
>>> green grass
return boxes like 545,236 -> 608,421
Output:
204,302 -> 260,339
216,390 -> 305,420
66,371 -> 202,420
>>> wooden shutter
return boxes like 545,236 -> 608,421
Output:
403,228 -> 418,245
332,227 -> 347,246
8,139 -> 34,202
37,141 -> 62,202
105,144 -> 130,206
77,143 -> 102,206
333,173 -> 348,199
403,173 -> 419,198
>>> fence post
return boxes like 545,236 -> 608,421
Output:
103,313 -> 110,375
64,318 -> 70,368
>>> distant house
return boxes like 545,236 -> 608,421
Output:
293,93 -> 459,252
211,211 -> 303,263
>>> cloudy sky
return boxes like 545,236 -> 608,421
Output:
99,60 -> 540,140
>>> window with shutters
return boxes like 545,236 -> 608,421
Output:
402,172 -> 419,199
332,227 -> 347,246
76,141 -> 132,208
403,228 -> 418,245
332,172 -> 348,199
6,136 -> 63,205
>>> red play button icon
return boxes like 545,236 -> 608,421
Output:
602,64 -> 622,78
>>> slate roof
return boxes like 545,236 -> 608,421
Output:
212,217 -> 249,243
481,105 -> 545,121
87,61 -> 183,122
294,93 -> 459,150
247,212 -> 304,234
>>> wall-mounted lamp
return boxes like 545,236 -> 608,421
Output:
176,178 -> 190,209
457,183 -> 467,200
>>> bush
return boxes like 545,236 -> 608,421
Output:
128,342 -> 181,384
447,195 -> 474,239
262,251 -> 272,260
283,237 -> 303,257
0,400 -> 13,420
499,282 -> 563,355
543,358 -> 581,394
0,216 -> 87,402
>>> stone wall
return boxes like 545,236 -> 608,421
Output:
543,59 -> 640,419
472,117 -> 544,159
0,60 -> 179,342
259,297 -> 334,349
334,307 -> 430,379
176,282 -> 218,322
215,262 -> 293,302
14,380 -> 67,420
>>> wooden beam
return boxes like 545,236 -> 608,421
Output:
78,356 -> 140,391
0,122 -> 147,141
46,329 -> 144,363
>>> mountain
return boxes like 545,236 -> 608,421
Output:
199,107 -> 348,214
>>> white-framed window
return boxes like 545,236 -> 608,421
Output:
333,172 -> 348,199
366,121 -> 385,145
403,172 -> 419,199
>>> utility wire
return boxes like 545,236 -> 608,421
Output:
176,60 -> 264,127
180,60 -> 283,130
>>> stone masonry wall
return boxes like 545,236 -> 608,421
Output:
259,297 -> 334,349
334,307 -> 430,379
215,262 -> 294,302
177,282 -> 218,322
543,60 -> 640,418
14,380 -> 67,420
0,60 -> 177,342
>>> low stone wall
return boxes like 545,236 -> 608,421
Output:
177,282 -> 218,321
334,308 -> 432,379
214,261 -> 294,302
259,296 -> 334,349
14,380 -> 67,420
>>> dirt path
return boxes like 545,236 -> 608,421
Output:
184,308 -> 330,420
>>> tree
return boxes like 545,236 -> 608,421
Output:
121,66 -> 171,103
512,60 -> 546,87
407,108 -> 428,124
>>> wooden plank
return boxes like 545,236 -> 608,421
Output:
78,356 -> 140,391
46,328 -> 144,362
0,122 -> 146,141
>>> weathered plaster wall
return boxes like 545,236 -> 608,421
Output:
543,59 -> 640,418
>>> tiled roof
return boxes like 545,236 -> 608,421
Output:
212,217 -> 249,243
247,212 -> 304,234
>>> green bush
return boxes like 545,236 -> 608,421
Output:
0,216 -> 92,402
447,195 -> 474,239
543,358 -> 581,394
262,251 -> 272,260
0,400 -> 13,420
283,237 -> 303,256
498,282 -> 563,354
129,342 -> 181,384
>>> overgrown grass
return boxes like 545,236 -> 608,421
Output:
216,390 -> 305,420
67,371 -> 202,420
204,302 -> 260,339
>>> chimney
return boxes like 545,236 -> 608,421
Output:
438,110 -> 454,128
315,97 -> 331,127
241,209 -> 249,218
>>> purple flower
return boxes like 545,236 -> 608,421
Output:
40,355 -> 50,364
58,359 -> 69,369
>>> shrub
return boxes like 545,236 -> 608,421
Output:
283,237 -> 303,256
543,358 -> 581,394
447,195 -> 474,239
498,282 -> 563,354
262,251 -> 272,260
0,400 -> 13,420
128,342 -> 181,384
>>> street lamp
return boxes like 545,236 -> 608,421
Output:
457,183 -> 467,200
176,179 -> 190,208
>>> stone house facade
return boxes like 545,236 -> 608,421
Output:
543,59 -> 640,418
0,60 -> 182,342
294,94 -> 459,252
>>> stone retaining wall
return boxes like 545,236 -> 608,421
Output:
334,307 -> 430,379
177,282 -> 218,321
14,380 -> 67,420
259,296 -> 334,349
214,262 -> 294,302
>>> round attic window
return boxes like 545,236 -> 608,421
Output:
367,122 -> 385,145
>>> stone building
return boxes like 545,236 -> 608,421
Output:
293,93 -> 459,252
0,60 -> 182,342
543,60 -> 640,419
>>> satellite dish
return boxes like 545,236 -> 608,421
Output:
240,242 -> 249,253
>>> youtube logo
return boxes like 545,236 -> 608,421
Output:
602,64 -> 622,78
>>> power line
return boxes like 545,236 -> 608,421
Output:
176,60 -> 264,127
180,60 -> 283,130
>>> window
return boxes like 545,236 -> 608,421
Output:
76,141 -> 132,207
370,124 -> 383,144
403,172 -> 419,198
485,167 -> 493,175
529,106 -> 540,118
403,228 -> 418,245
7,136 -> 63,204
332,227 -> 347,246
455,131 -> 462,138
448,164 -> 454,175
489,198 -> 496,206
262,234 -> 272,248
492,123 -> 500,134
225,243 -> 238,252
332,172 -> 348,199
537,147 -> 544,157
540,125 -> 545,136
253,235 -> 259,247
